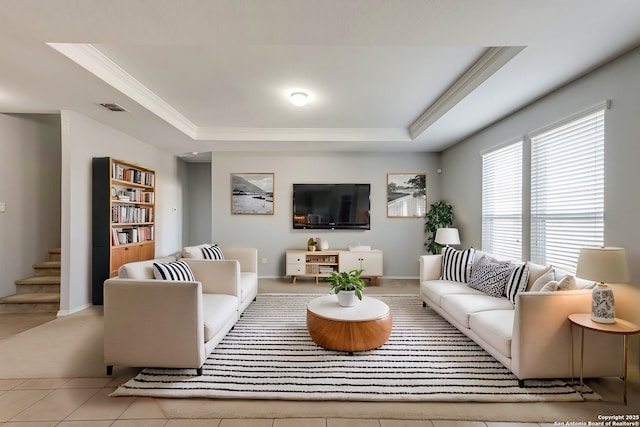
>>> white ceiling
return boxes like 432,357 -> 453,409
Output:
1,0 -> 640,160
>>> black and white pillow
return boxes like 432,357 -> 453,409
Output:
153,259 -> 195,281
504,262 -> 530,305
440,246 -> 476,283
202,244 -> 224,260
467,255 -> 514,297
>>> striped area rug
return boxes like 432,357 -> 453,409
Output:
111,294 -> 597,401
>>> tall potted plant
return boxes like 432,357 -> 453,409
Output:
326,269 -> 365,307
424,200 -> 454,254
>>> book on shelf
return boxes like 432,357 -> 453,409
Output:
111,228 -> 120,246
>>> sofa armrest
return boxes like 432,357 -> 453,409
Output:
183,259 -> 241,297
512,290 -> 623,379
103,278 -> 205,369
223,247 -> 258,273
419,255 -> 442,282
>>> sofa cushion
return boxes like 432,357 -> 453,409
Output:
469,310 -> 514,358
504,262 -> 530,305
202,244 -> 224,260
440,293 -> 514,328
467,256 -> 513,297
421,280 -> 481,307
540,275 -> 577,292
240,272 -> 258,302
525,262 -> 550,290
118,256 -> 177,279
202,294 -> 239,342
440,246 -> 475,283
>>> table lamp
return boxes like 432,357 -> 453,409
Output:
576,247 -> 629,324
435,228 -> 460,247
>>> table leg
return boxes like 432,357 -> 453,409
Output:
624,335 -> 628,405
579,327 -> 584,397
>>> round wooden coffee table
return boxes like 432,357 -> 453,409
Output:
306,295 -> 392,353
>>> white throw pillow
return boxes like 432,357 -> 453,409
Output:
540,275 -> 577,292
529,266 -> 570,292
557,275 -> 577,291
540,280 -> 560,292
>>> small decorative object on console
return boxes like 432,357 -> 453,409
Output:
307,237 -> 317,251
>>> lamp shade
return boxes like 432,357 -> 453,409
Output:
576,247 -> 629,283
435,228 -> 460,246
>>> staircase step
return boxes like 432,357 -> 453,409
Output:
33,261 -> 61,277
48,248 -> 61,262
0,293 -> 60,313
15,276 -> 61,294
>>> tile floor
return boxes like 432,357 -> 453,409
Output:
0,375 -> 558,426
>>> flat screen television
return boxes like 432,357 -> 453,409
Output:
292,183 -> 371,230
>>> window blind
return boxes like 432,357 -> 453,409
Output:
530,107 -> 605,273
482,141 -> 523,260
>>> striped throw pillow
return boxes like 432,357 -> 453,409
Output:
504,262 -> 530,305
152,259 -> 195,281
440,246 -> 475,283
202,244 -> 224,260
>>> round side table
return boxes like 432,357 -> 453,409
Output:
306,295 -> 392,353
568,313 -> 640,404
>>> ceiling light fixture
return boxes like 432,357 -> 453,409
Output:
290,91 -> 309,107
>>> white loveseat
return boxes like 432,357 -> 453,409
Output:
419,250 -> 624,385
181,244 -> 258,314
103,246 -> 258,375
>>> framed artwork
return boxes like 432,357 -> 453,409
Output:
231,173 -> 274,215
387,173 -> 426,218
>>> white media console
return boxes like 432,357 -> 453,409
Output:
285,249 -> 383,285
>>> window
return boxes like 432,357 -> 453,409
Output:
482,141 -> 523,260
530,105 -> 606,272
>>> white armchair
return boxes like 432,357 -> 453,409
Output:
104,258 -> 241,375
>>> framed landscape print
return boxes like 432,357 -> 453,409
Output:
387,173 -> 426,218
231,173 -> 274,215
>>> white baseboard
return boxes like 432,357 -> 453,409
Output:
57,303 -> 91,317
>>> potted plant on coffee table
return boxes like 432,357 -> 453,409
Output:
326,269 -> 365,307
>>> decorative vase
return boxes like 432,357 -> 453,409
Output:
337,290 -> 359,307
591,283 -> 615,324
319,238 -> 329,251
308,245 -> 316,252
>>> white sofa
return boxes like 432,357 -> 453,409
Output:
103,246 -> 258,375
181,244 -> 258,314
419,251 -> 624,385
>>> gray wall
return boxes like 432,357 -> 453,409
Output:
440,45 -> 640,286
59,111 -> 186,314
207,151 -> 440,278
0,114 -> 61,298
185,162 -> 212,246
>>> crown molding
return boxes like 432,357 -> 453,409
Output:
195,127 -> 410,142
47,43 -> 198,138
409,46 -> 525,140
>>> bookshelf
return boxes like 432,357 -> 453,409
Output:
92,157 -> 156,305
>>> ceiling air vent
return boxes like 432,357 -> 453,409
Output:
98,103 -> 128,112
